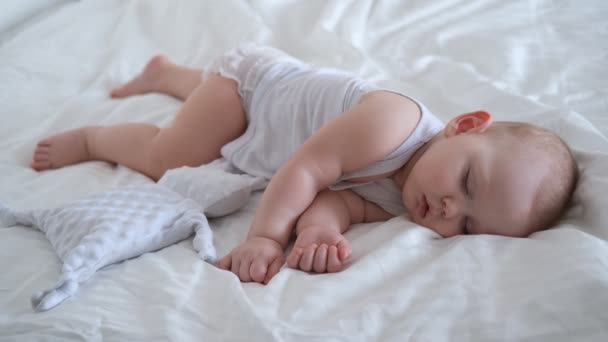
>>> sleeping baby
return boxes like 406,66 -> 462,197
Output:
30,45 -> 579,284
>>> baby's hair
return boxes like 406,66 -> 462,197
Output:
487,122 -> 579,233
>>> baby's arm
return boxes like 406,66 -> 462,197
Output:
217,91 -> 421,283
287,189 -> 394,273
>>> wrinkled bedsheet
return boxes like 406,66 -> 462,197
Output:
1,1 -> 607,341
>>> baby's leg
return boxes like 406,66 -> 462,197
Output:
110,55 -> 202,101
31,74 -> 246,180
286,190 -> 354,274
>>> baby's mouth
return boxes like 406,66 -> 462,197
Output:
418,194 -> 429,219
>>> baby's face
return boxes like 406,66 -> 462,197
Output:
401,132 -> 548,238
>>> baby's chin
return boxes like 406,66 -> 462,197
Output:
401,192 -> 413,216
401,200 -> 421,225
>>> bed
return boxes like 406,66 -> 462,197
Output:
1,0 -> 607,341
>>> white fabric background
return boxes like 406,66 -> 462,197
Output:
0,0 -> 66,41
0,1 -> 607,341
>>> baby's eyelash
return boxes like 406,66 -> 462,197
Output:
462,167 -> 470,195
462,166 -> 470,234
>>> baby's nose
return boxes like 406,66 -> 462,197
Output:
442,197 -> 460,219
428,204 -> 444,218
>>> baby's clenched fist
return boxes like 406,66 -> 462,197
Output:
217,236 -> 285,284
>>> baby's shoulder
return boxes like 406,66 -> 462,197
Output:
358,90 -> 421,120
354,90 -> 422,134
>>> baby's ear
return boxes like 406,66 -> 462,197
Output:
445,111 -> 492,137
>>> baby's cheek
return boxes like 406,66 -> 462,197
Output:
423,170 -> 450,190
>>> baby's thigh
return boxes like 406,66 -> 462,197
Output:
153,74 -> 247,169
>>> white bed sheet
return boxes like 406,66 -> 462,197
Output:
1,0 -> 607,341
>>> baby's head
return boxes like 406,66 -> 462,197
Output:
400,111 -> 578,238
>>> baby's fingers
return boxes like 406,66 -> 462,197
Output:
216,254 -> 232,270
286,246 -> 304,269
239,256 -> 253,282
250,258 -> 269,283
336,239 -> 351,261
263,256 -> 285,285
231,256 -> 242,279
299,244 -> 317,272
327,245 -> 342,273
313,244 -> 329,273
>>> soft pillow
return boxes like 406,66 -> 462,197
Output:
0,184 -> 215,312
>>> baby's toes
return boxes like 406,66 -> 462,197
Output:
32,144 -> 49,157
312,244 -> 329,273
31,148 -> 51,170
36,140 -> 51,148
31,160 -> 52,170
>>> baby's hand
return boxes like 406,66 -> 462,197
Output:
286,225 -> 351,274
217,236 -> 285,284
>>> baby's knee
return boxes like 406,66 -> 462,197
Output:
139,147 -> 173,181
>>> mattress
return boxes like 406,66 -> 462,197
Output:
1,0 -> 607,341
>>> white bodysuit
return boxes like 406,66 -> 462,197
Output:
202,46 -> 445,217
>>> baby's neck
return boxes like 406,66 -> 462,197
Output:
391,133 -> 441,187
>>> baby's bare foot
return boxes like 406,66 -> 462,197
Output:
110,55 -> 172,98
286,225 -> 351,273
30,127 -> 95,171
